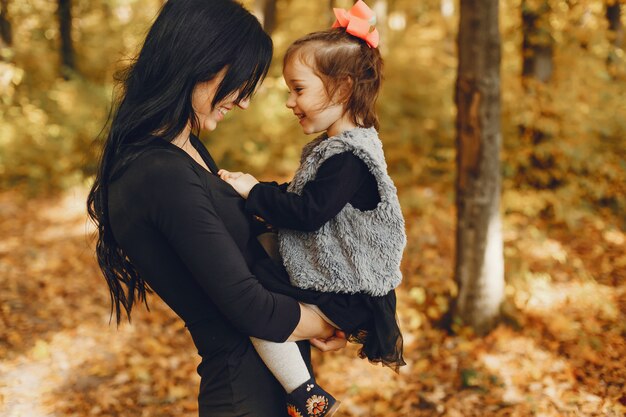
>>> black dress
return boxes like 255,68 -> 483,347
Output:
245,147 -> 405,371
107,135 -> 311,417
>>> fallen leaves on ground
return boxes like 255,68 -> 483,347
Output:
0,186 -> 624,417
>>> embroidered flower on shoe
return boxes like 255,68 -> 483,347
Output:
287,404 -> 303,417
305,395 -> 328,415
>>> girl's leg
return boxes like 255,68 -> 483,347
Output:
303,303 -> 340,328
251,303 -> 338,393
250,337 -> 311,393
251,304 -> 341,416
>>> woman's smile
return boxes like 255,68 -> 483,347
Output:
215,106 -> 231,121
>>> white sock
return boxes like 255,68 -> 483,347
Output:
250,337 -> 311,393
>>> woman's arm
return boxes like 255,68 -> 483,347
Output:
290,304 -> 347,352
145,154 -> 338,343
289,304 -> 333,341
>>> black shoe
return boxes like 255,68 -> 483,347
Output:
286,378 -> 341,417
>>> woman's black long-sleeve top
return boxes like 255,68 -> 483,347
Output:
107,135 -> 306,417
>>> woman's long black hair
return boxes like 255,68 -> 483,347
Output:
87,0 -> 273,324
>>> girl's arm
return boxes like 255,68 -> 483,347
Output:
244,152 -> 372,232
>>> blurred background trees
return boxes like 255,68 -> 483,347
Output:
1,2 -> 625,415
254,0 -> 278,34
522,0 -> 553,83
0,0 -> 12,47
0,0 -> 624,206
57,0 -> 76,78
606,0 -> 624,73
0,0 -> 624,331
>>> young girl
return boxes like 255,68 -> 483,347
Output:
220,2 -> 406,416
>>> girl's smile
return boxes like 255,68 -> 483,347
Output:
283,58 -> 355,137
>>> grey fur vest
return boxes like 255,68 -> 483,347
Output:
278,127 -> 406,296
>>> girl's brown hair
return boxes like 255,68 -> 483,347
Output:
284,28 -> 383,130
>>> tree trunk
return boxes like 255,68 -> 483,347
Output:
58,0 -> 76,77
606,1 -> 623,47
371,0 -> 387,51
254,0 -> 278,35
452,0 -> 504,335
519,0 -> 559,187
0,0 -> 11,47
521,0 -> 553,83
606,1 -> 623,74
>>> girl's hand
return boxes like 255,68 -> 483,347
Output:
222,173 -> 259,199
310,330 -> 347,352
217,169 -> 244,181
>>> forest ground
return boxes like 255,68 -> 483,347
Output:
0,183 -> 624,417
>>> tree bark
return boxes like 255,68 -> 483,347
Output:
0,0 -> 12,47
452,0 -> 504,335
522,0 -> 553,83
254,0 -> 278,35
58,0 -> 76,77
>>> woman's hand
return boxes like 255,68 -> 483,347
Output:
310,330 -> 347,352
218,170 -> 259,199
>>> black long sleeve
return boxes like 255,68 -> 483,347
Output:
260,181 -> 290,192
245,152 -> 380,232
108,146 -> 300,343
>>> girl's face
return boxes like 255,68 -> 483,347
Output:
192,68 -> 250,132
283,57 -> 351,136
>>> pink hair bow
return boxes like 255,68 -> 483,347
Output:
332,0 -> 380,48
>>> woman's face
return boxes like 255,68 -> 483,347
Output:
192,68 -> 250,131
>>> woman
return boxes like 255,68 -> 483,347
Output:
87,1 -> 345,415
